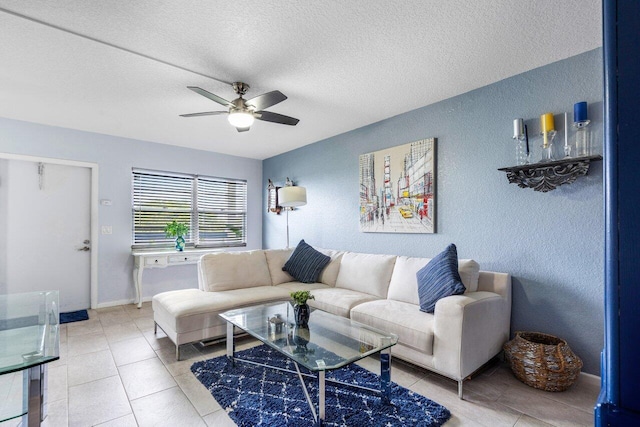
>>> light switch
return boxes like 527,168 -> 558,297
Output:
101,225 -> 113,235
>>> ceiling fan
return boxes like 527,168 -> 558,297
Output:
180,82 -> 300,132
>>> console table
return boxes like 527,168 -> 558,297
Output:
132,249 -> 222,308
0,291 -> 60,427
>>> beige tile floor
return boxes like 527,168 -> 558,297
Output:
1,303 -> 600,427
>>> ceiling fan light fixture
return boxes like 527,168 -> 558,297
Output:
181,83 -> 299,130
228,110 -> 255,128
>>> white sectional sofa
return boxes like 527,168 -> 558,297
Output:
152,248 -> 511,397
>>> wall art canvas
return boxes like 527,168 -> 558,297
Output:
359,138 -> 436,233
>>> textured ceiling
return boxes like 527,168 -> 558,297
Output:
0,1 -> 602,160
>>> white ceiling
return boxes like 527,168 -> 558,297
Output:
0,1 -> 602,160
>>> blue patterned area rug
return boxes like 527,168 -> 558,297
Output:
191,344 -> 451,427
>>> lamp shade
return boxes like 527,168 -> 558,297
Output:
278,186 -> 307,207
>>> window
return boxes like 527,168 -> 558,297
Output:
132,169 -> 247,249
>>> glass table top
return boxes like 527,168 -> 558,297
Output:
220,301 -> 398,372
0,291 -> 60,375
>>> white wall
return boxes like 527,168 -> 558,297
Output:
0,118 -> 263,306
0,159 -> 7,293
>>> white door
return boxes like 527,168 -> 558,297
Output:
4,160 -> 91,312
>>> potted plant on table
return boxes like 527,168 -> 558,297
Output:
164,220 -> 189,251
290,290 -> 314,327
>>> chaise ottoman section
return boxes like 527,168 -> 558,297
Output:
153,286 -> 290,359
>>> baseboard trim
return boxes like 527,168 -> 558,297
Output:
95,299 -> 132,308
580,371 -> 600,381
95,296 -> 156,309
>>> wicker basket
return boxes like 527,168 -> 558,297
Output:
503,331 -> 583,392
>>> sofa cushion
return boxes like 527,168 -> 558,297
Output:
350,299 -> 434,355
458,259 -> 480,293
307,288 -> 380,318
388,256 -> 480,305
264,249 -> 294,285
199,251 -> 272,292
316,249 -> 344,287
283,240 -> 331,283
334,252 -> 396,298
417,244 -> 466,313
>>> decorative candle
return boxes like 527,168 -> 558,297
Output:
541,113 -> 555,132
540,113 -> 555,148
513,118 -> 524,139
574,102 -> 588,123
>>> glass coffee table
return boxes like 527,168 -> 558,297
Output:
0,291 -> 60,427
220,301 -> 398,426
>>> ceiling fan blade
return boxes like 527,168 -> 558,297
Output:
245,91 -> 287,111
256,110 -> 300,126
236,126 -> 251,132
187,86 -> 234,107
179,111 -> 228,117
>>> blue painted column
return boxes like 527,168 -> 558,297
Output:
595,0 -> 640,425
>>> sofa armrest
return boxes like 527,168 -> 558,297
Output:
432,289 -> 511,379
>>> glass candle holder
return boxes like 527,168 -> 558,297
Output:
539,113 -> 556,162
574,120 -> 591,157
513,118 -> 530,165
515,136 -> 530,165
563,112 -> 572,158
540,130 -> 557,162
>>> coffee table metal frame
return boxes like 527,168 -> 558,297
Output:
220,301 -> 398,426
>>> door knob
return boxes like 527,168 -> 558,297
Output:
77,246 -> 90,252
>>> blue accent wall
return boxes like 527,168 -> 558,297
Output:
263,49 -> 604,375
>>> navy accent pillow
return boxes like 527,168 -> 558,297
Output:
417,244 -> 466,313
283,240 -> 331,284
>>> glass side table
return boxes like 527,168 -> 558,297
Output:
0,291 -> 60,427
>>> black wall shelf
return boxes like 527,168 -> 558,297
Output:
498,155 -> 603,192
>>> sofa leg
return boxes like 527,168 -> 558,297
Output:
154,322 -> 157,334
176,344 -> 181,361
458,380 -> 464,399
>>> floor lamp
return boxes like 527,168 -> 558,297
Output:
278,186 -> 307,248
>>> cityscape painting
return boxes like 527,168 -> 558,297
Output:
359,138 -> 436,233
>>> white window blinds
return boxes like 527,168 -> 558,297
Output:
196,176 -> 247,247
132,169 -> 247,248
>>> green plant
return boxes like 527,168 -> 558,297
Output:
164,220 -> 189,238
290,290 -> 315,306
226,224 -> 242,238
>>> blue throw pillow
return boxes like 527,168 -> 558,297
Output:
283,240 -> 331,284
417,244 -> 466,313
